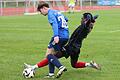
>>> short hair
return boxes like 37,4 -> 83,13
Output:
37,2 -> 49,11
83,13 -> 95,22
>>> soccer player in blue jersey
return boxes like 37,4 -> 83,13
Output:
24,2 -> 101,79
36,2 -> 69,78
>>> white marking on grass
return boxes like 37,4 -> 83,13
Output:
95,30 -> 120,33
109,30 -> 120,33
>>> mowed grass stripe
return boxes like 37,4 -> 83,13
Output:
0,9 -> 120,80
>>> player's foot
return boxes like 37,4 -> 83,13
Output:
90,61 -> 101,70
44,74 -> 55,79
56,66 -> 67,78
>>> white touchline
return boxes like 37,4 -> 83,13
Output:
109,30 -> 120,33
95,30 -> 120,33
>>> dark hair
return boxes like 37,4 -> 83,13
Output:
37,2 -> 49,11
83,13 -> 95,22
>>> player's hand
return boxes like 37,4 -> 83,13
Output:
54,36 -> 59,43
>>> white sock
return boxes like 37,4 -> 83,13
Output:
59,66 -> 64,69
32,64 -> 38,69
85,63 -> 91,67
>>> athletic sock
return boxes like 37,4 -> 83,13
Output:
59,66 -> 64,69
32,64 -> 38,69
48,62 -> 55,73
47,54 -> 62,68
85,63 -> 91,67
74,62 -> 86,68
37,58 -> 48,68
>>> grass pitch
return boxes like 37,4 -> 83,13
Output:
0,9 -> 120,80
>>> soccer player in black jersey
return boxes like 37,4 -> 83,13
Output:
24,13 -> 101,78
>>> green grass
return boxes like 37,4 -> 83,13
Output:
0,9 -> 120,80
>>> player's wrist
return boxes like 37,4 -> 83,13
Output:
54,36 -> 59,43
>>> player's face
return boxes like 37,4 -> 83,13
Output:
40,7 -> 48,16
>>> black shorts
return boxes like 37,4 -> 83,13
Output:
48,37 -> 68,51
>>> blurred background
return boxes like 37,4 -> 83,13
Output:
0,0 -> 120,16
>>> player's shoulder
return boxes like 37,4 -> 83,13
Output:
48,9 -> 64,18
53,10 -> 61,15
48,9 -> 58,15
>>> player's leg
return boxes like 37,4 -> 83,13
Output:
36,58 -> 48,68
54,38 -> 68,78
46,37 -> 67,69
46,48 -> 67,78
68,4 -> 70,13
70,57 -> 101,69
68,4 -> 72,13
71,4 -> 75,13
44,62 -> 55,78
70,50 -> 86,68
45,37 -> 68,78
24,49 -> 65,71
46,49 -> 63,69
36,51 -> 64,68
70,51 -> 101,70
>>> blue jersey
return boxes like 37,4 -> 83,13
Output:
48,9 -> 69,39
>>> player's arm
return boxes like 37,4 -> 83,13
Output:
49,14 -> 59,43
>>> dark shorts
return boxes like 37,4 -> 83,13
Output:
48,37 -> 68,51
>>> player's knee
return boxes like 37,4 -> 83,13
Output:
71,63 -> 76,68
45,53 -> 52,57
72,65 -> 76,68
47,54 -> 52,58
45,48 -> 55,57
46,54 -> 53,62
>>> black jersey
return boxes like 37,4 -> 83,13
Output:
64,22 -> 94,55
61,13 -> 98,58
